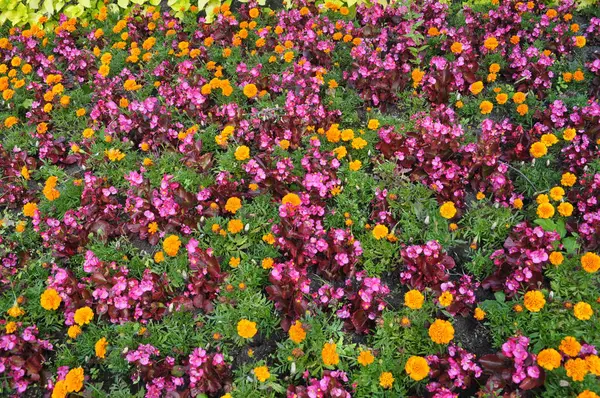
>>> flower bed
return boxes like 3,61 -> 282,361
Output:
0,0 -> 599,397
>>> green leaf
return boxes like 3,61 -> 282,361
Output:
556,219 -> 567,238
78,0 -> 91,8
534,218 -> 556,233
494,291 -> 505,303
562,237 -> 579,254
117,0 -> 130,8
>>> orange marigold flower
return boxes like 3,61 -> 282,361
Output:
254,365 -> 270,382
480,100 -> 493,114
234,145 -> 250,161
469,81 -> 484,95
74,306 -> 94,326
484,37 -> 499,50
379,371 -> 394,389
573,302 -> 593,320
537,348 -> 561,370
163,235 -> 181,257
372,224 -> 389,240
565,358 -> 588,381
405,356 -> 430,381
561,172 -> 577,187
243,83 -> 258,98
64,367 -> 84,392
529,141 -> 547,158
429,319 -> 454,344
439,202 -> 457,219
357,350 -> 375,366
23,202 -> 37,217
322,342 -> 339,366
227,219 -> 244,234
95,337 -> 108,358
549,251 -> 564,266
557,202 -> 573,217
523,290 -> 546,312
581,252 -> 600,273
67,325 -> 81,339
559,336 -> 581,357
288,320 -> 306,343
237,319 -> 257,339
225,197 -> 242,214
474,307 -> 486,320
40,288 -> 62,310
404,290 -> 424,309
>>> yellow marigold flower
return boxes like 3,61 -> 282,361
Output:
225,197 -> 242,214
489,63 -> 501,73
243,83 -> 258,98
549,251 -> 564,266
4,116 -> 18,128
254,365 -> 270,382
575,36 -> 586,48
7,305 -> 25,317
65,367 -> 84,392
439,291 -> 453,307
480,100 -> 493,114
74,306 -> 94,326
95,337 -> 108,358
405,356 -> 430,381
288,320 -> 306,343
379,371 -> 394,389
349,160 -> 361,171
40,288 -> 62,310
549,186 -> 565,201
357,350 -> 374,366
559,336 -> 581,357
404,290 -> 424,309
367,119 -> 380,130
351,137 -> 368,149
123,79 -> 141,91
513,92 -> 526,104
484,37 -> 499,50
557,202 -> 573,217
450,42 -> 463,54
322,342 -> 339,366
573,302 -> 593,320
565,358 -> 588,381
536,202 -> 555,219
537,348 -> 561,370
163,235 -> 181,257
105,148 -> 125,162
234,145 -> 250,161
439,202 -> 457,219
229,257 -> 240,268
237,319 -> 257,339
523,290 -> 545,312
15,220 -> 26,233
154,251 -> 164,263
23,202 -> 37,217
5,321 -> 17,334
578,391 -> 600,398
227,219 -> 244,234
249,7 -> 259,18
476,192 -> 485,200
581,252 -> 600,273
67,325 -> 81,339
586,355 -> 600,376
21,166 -> 30,180
561,172 -> 577,187
262,233 -> 275,244
372,224 -> 389,240
516,104 -> 528,116
428,319 -> 454,344
474,307 -> 486,320
513,198 -> 523,209
469,81 -> 484,95
536,194 -> 549,204
563,127 -> 577,141
262,258 -> 274,269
